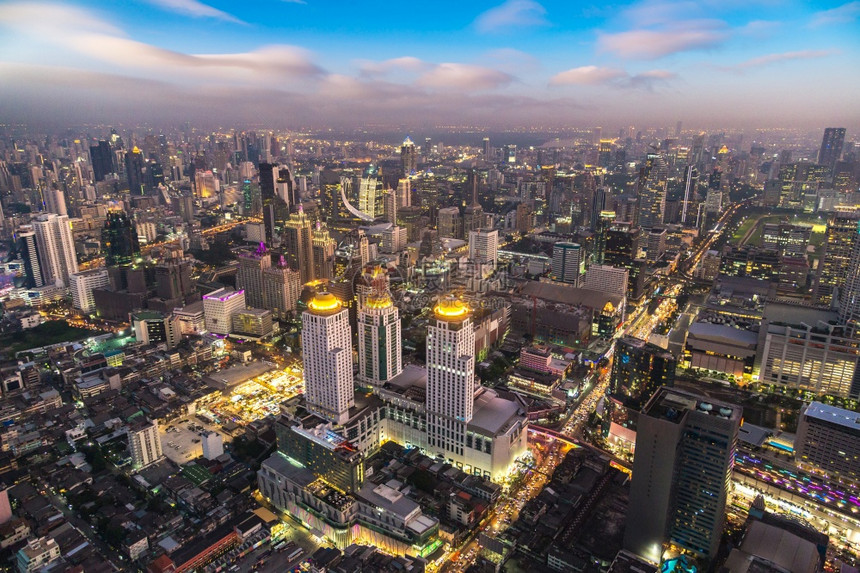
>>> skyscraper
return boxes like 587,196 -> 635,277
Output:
551,242 -> 582,285
625,387 -> 741,564
32,213 -> 78,287
818,127 -> 846,173
401,136 -> 417,177
102,211 -> 141,267
468,229 -> 498,267
89,140 -> 113,182
16,226 -> 44,288
637,152 -> 668,229
839,218 -> 860,332
301,291 -> 354,424
427,297 -> 477,460
202,288 -> 246,335
125,146 -> 145,195
814,210 -> 860,306
358,169 -> 384,219
70,269 -> 110,313
260,162 -> 289,246
311,221 -> 336,281
262,256 -> 301,321
236,242 -> 272,309
357,289 -> 401,388
283,205 -> 315,284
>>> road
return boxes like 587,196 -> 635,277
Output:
44,490 -> 125,570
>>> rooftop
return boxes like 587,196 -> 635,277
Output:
803,401 -> 860,432
643,386 -> 741,425
519,281 -> 623,310
469,388 -> 524,436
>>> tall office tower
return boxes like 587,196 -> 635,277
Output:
90,140 -> 113,181
16,226 -> 44,288
482,137 -> 491,158
125,146 -> 145,195
468,229 -> 499,267
128,419 -> 164,470
301,291 -> 355,424
609,337 -> 676,412
516,202 -> 533,234
32,213 -> 78,287
625,387 -> 741,564
401,136 -> 417,177
43,188 -> 67,216
593,210 -> 615,264
358,171 -> 384,219
311,221 -> 336,281
463,203 -> 484,237
426,297 -> 476,459
236,242 -> 272,309
259,162 -> 288,245
284,205 -> 315,284
840,219 -> 860,332
818,127 -> 846,174
551,242 -> 583,285
814,210 -> 860,305
590,186 -> 607,230
681,165 -> 697,225
202,287 -> 246,335
396,178 -> 412,208
637,153 -> 668,229
383,189 -> 397,224
263,256 -> 301,321
357,289 -> 402,387
70,269 -> 110,313
102,211 -> 141,267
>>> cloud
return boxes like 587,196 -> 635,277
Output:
737,20 -> 781,37
549,66 -> 626,86
810,1 -> 860,27
358,57 -> 430,77
721,50 -> 833,71
550,65 -> 676,89
481,48 -> 541,73
0,2 -> 322,84
144,0 -> 245,23
474,0 -> 548,33
598,20 -> 728,59
417,63 -> 513,90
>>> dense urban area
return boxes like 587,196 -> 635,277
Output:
0,118 -> 856,573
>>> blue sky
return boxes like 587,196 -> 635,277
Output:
0,0 -> 858,129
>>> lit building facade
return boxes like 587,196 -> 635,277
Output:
357,292 -> 402,388
128,420 -> 163,470
202,288 -> 246,335
795,402 -> 860,483
301,292 -> 355,425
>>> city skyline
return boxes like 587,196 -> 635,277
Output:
1,0 -> 859,129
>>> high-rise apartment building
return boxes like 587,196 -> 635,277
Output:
357,290 -> 402,387
625,387 -> 741,564
70,269 -> 110,313
637,153 -> 668,229
438,207 -> 462,239
814,210 -> 860,305
259,162 -> 289,246
32,213 -> 78,287
128,419 -> 163,470
283,204 -> 315,284
301,291 -> 354,424
551,242 -> 582,286
202,288 -> 246,335
426,297 -> 477,459
818,127 -> 846,173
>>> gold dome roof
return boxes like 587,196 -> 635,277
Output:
365,292 -> 393,309
434,297 -> 470,320
308,291 -> 342,314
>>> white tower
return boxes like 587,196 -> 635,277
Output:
32,213 -> 78,287
357,291 -> 401,387
128,420 -> 163,470
426,297 -> 476,460
468,229 -> 499,267
302,291 -> 355,425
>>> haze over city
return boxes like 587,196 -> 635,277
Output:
1,0 -> 859,128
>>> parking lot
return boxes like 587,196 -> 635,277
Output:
160,416 -> 230,464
